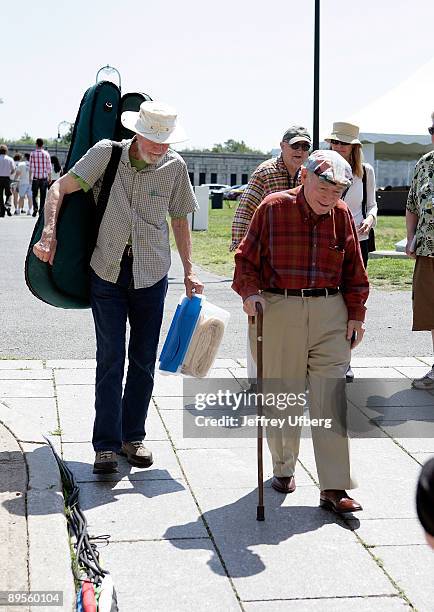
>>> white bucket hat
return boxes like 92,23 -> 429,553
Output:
121,101 -> 187,144
325,121 -> 361,145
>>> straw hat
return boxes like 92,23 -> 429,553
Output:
325,122 -> 361,145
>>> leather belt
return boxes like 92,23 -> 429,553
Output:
264,287 -> 339,298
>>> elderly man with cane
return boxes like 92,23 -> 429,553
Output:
232,150 -> 369,514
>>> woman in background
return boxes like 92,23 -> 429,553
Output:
325,122 -> 378,382
325,122 -> 378,268
50,155 -> 62,186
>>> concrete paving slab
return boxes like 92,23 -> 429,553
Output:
1,397 -> 58,433
347,380 -> 434,408
228,367 -> 249,380
297,439 -> 420,519
393,438 -> 434,454
0,402 -> 48,444
411,452 -> 434,464
351,357 -> 425,368
27,489 -> 75,611
374,545 -> 434,612
237,358 -> 247,368
375,420 -> 434,441
21,443 -> 62,492
184,487 -> 395,601
243,597 -> 409,611
54,368 -> 96,385
76,478 -> 207,540
45,359 -> 97,369
347,518 -> 427,546
394,366 -> 433,380
0,426 -> 28,596
57,388 -> 167,442
159,409 -> 259,449
0,369 -> 52,380
152,395 -> 198,410
416,357 -> 433,366
207,367 -> 239,378
352,368 -> 406,379
360,403 -> 434,422
176,447 -> 313,489
0,379 -> 54,398
349,477 -> 418,520
101,540 -> 241,611
62,440 -> 183,482
214,358 -> 241,369
0,360 -> 44,370
153,372 -> 184,396
153,371 -> 244,396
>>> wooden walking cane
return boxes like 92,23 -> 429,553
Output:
255,302 -> 265,521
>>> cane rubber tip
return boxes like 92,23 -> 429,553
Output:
256,506 -> 265,521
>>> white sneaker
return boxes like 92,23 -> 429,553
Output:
412,365 -> 434,390
27,210 -> 32,216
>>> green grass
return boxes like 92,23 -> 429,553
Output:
173,201 -> 414,290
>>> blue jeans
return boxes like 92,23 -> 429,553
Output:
90,254 -> 168,452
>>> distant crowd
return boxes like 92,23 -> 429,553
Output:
0,138 -> 62,218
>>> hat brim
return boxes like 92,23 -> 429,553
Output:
285,136 -> 312,145
325,133 -> 361,145
120,111 -> 188,144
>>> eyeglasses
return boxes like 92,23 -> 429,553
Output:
329,139 -> 352,146
289,142 -> 310,151
428,126 -> 434,135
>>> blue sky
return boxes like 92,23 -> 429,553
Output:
1,0 -> 433,150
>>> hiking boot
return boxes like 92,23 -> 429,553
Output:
93,450 -> 118,474
120,441 -> 153,468
412,365 -> 434,390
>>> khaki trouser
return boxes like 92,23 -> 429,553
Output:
249,291 -> 357,491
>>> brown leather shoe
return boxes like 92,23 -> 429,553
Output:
120,441 -> 153,468
271,476 -> 296,494
320,489 -> 362,514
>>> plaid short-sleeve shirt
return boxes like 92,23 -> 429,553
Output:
230,155 -> 301,251
70,138 -> 198,288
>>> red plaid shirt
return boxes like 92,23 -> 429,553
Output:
232,186 -> 369,321
29,148 -> 51,179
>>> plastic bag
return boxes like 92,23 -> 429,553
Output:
159,293 -> 230,377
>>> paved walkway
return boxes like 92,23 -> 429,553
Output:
1,357 -> 434,611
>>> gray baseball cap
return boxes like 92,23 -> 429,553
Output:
282,125 -> 312,145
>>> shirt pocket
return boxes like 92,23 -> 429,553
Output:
139,194 -> 170,227
328,245 -> 345,269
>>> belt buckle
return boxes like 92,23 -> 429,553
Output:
324,288 -> 329,298
301,288 -> 309,298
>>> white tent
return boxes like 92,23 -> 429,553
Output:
349,56 -> 434,137
344,57 -> 434,186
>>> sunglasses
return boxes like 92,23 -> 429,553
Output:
289,142 -> 310,151
329,139 -> 352,146
428,126 -> 434,135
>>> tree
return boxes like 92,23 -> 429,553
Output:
211,139 -> 264,154
17,133 -> 34,144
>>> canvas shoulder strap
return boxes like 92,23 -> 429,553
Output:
361,163 -> 367,218
95,141 -> 122,231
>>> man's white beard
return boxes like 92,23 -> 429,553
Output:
139,149 -> 166,165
